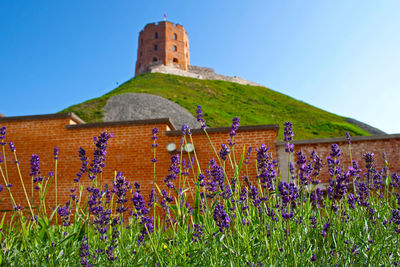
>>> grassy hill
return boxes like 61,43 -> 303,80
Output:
61,73 -> 370,140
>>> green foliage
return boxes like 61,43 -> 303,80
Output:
0,124 -> 399,266
61,73 -> 370,139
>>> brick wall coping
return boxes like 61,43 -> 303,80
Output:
276,133 -> 400,146
66,118 -> 176,130
165,124 -> 280,136
0,113 -> 85,124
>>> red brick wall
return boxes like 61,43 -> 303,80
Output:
0,114 -> 278,217
277,136 -> 400,184
135,21 -> 190,75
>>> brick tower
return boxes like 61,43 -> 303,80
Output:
135,21 -> 190,76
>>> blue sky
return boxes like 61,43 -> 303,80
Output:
1,0 -> 399,134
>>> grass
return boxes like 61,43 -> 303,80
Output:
61,73 -> 371,140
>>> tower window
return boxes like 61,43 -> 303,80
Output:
173,45 -> 177,51
153,57 -> 158,62
140,52 -> 142,57
141,39 -> 143,45
155,32 -> 158,39
174,33 -> 177,40
173,58 -> 178,63
154,44 -> 158,51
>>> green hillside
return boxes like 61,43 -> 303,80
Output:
61,73 -> 370,140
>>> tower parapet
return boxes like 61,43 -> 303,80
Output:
135,21 -> 190,76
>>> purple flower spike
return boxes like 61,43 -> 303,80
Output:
112,172 -> 131,214
164,154 -> 180,188
9,142 -> 15,152
75,147 -> 88,183
320,218 -> 331,238
345,132 -> 352,144
196,105 -> 207,130
219,144 -> 230,161
30,154 -> 41,177
30,154 -> 43,186
311,254 -> 316,262
0,127 -> 6,145
54,147 -> 59,160
152,127 -> 159,140
88,131 -> 113,180
181,124 -> 191,136
244,146 -> 252,165
284,122 -> 294,142
80,237 -> 91,266
228,117 -> 240,146
363,152 -> 374,170
181,124 -> 191,145
213,203 -> 231,232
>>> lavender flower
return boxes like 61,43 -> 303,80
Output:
112,172 -> 131,214
281,209 -> 294,220
54,147 -> 59,160
284,122 -> 294,153
87,186 -> 111,237
80,237 -> 91,266
57,200 -> 71,226
296,150 -> 312,185
244,146 -> 252,165
88,131 -> 113,180
206,162 -> 224,193
219,144 -> 230,161
256,144 -> 277,190
311,150 -> 323,177
161,189 -> 174,223
327,144 -> 341,177
164,154 -> 180,188
346,132 -> 352,144
151,128 -> 159,162
213,203 -> 231,232
181,124 -> 191,144
192,223 -> 204,242
391,210 -> 400,225
364,152 -> 375,169
327,171 -> 349,202
138,216 -> 154,245
311,254 -> 316,262
198,173 -> 206,187
196,105 -> 207,130
278,182 -> 300,207
148,187 -> 158,208
131,190 -> 149,217
228,117 -> 240,146
320,219 -> 331,238
9,141 -> 15,152
75,147 -> 88,183
284,122 -> 294,143
30,154 -> 43,186
391,173 -> 400,187
152,127 -> 159,141
309,216 -> 317,229
0,127 -> 6,145
106,246 -> 117,261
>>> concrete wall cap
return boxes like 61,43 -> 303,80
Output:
0,112 -> 85,124
66,117 -> 176,130
276,133 -> 400,146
